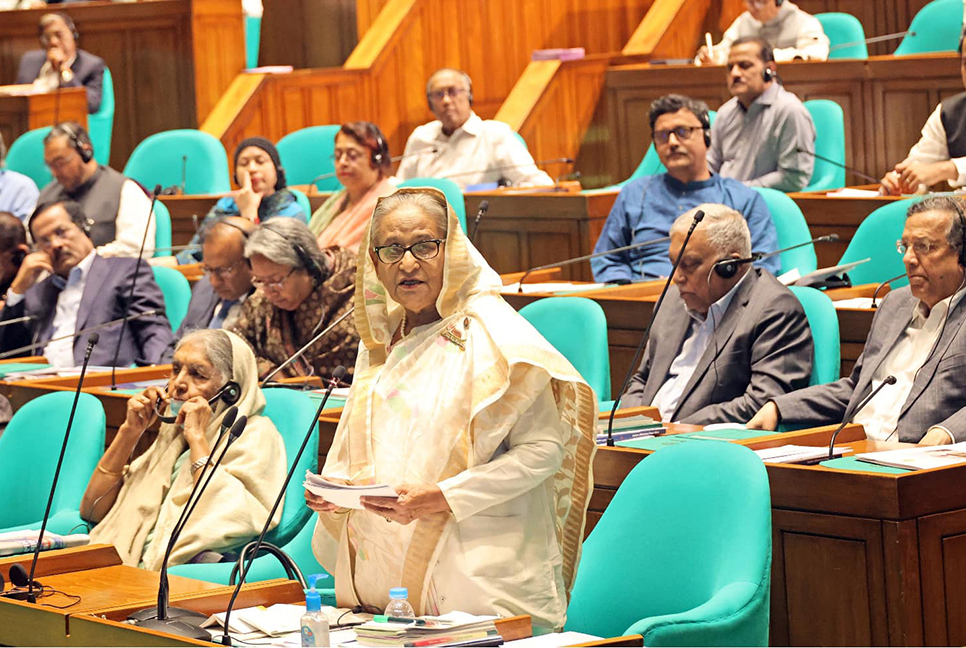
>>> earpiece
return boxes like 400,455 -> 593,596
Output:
713,258 -> 740,279
59,122 -> 93,164
213,381 -> 241,406
951,198 -> 966,268
775,0 -> 784,5
371,130 -> 387,167
762,67 -> 775,82
260,223 -> 326,286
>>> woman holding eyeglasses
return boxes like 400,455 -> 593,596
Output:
308,122 -> 397,254
230,218 -> 359,381
306,188 -> 596,631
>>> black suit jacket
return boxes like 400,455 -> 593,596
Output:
16,48 -> 104,113
160,276 -> 221,362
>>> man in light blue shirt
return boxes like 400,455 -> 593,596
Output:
0,134 -> 40,221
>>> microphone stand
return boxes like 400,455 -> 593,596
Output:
0,309 -> 161,360
872,273 -> 907,308
828,30 -> 913,51
308,148 -> 439,186
828,376 -> 897,459
441,157 -> 574,181
259,307 -> 354,387
219,366 -> 346,646
469,200 -> 489,243
796,147 -> 880,184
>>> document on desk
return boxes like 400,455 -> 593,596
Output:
303,471 -> 398,509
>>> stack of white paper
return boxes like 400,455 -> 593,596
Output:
303,472 -> 398,510
755,445 -> 852,464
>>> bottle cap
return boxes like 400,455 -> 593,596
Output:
389,587 -> 408,599
304,573 -> 329,612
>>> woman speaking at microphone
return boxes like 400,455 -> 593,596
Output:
306,188 -> 596,631
81,329 -> 286,569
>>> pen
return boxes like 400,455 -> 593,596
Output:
705,32 -> 714,58
373,615 -> 426,625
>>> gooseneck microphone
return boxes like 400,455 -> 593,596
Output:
795,147 -> 880,184
260,307 -> 355,387
710,234 -> 840,275
441,157 -> 574,181
605,210 -> 706,446
308,148 -> 439,186
219,366 -> 347,646
111,184 -> 162,391
828,375 -> 897,459
872,273 -> 907,308
0,315 -> 36,329
0,309 -> 161,360
828,30 -> 913,51
469,200 -> 489,243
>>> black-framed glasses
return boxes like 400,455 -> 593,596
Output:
653,126 -> 704,144
202,260 -> 244,279
372,239 -> 443,264
252,267 -> 295,291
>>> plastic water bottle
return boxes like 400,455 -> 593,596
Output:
300,573 -> 330,647
384,587 -> 416,618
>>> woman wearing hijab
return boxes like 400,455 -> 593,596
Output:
82,329 -> 287,569
306,188 -> 597,630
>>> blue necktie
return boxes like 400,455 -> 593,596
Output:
209,300 -> 236,329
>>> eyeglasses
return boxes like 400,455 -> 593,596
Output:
35,225 -> 77,250
897,239 -> 946,257
653,126 -> 705,144
202,260 -> 244,279
428,87 -> 467,102
251,267 -> 295,291
372,239 -> 443,264
330,148 -> 366,163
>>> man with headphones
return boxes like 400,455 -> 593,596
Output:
15,13 -> 105,113
38,122 -> 155,258
750,196 -> 966,445
396,68 -> 554,190
0,132 -> 40,221
707,37 -> 815,192
624,204 -> 812,424
0,200 -> 171,368
696,0 -> 828,66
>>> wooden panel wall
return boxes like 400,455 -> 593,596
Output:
259,0 -> 358,69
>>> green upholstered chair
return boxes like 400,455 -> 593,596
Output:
151,266 -> 191,331
152,200 -> 173,258
124,130 -> 231,195
753,187 -> 817,275
789,286 -> 840,386
894,0 -> 963,55
816,13 -> 868,59
518,297 -> 611,401
5,127 -> 53,189
289,187 -> 312,223
802,99 -> 846,192
837,199 -> 913,287
611,111 -> 717,189
566,442 -> 771,645
245,16 -> 261,69
0,392 -> 106,535
277,125 -> 342,192
397,177 -> 467,233
88,66 -> 115,165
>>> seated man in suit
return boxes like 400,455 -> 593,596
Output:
591,94 -> 779,283
38,122 -> 155,258
15,13 -> 105,113
0,200 -> 172,367
161,217 -> 255,361
707,37 -> 815,192
748,196 -> 966,445
624,204 -> 812,424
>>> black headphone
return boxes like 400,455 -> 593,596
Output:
39,12 -> 79,42
261,222 -> 326,286
371,129 -> 387,167
950,198 -> 966,268
58,122 -> 93,164
762,67 -> 775,82
712,254 -> 758,279
154,381 -> 242,424
698,110 -> 712,148
775,0 -> 784,5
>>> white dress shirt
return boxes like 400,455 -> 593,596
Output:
901,104 -> 966,189
396,112 -> 554,190
97,179 -> 156,258
699,1 -> 829,64
32,54 -> 76,93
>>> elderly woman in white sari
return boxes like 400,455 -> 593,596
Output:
306,188 -> 597,631
81,329 -> 287,569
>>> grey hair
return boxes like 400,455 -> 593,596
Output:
371,189 -> 448,242
245,218 -> 327,276
175,329 -> 234,383
907,195 -> 966,262
425,68 -> 472,98
670,203 -> 751,257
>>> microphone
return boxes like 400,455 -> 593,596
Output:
259,307 -> 355,387
0,333 -> 99,603
605,210 -> 705,446
0,309 -> 161,360
469,200 -> 489,243
0,315 -> 36,329
111,184 -> 162,390
829,30 -> 913,51
796,147 -> 880,184
872,273 -> 907,308
516,235 -> 672,292
219,366 -> 347,647
441,157 -> 574,181
180,156 -> 187,195
828,375 -> 897,459
710,234 -> 840,274
308,148 -> 439,185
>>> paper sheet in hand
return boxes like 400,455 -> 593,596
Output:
303,471 -> 397,509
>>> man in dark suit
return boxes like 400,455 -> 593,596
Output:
15,13 -> 105,113
625,203 -> 813,424
0,200 -> 171,367
749,195 -> 966,445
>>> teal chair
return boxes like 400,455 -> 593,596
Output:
6,127 -> 53,189
518,297 -> 611,401
0,392 -> 106,536
753,187 -> 817,276
566,442 -> 771,645
151,266 -> 191,330
512,131 -> 528,150
398,177 -> 467,233
124,130 -> 231,195
789,286 -> 840,386
611,111 -> 717,189
277,125 -> 342,192
894,0 -> 963,55
816,13 -> 868,59
802,99 -> 846,192
152,200 -> 173,258
245,16 -> 262,69
289,187 -> 312,223
837,199 -> 914,287
88,66 -> 115,166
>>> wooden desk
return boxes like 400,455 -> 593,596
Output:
0,86 -> 87,147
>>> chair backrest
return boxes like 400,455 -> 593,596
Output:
244,16 -> 262,69
788,286 -> 840,386
518,297 -> 611,400
123,130 -> 231,195
566,442 -> 771,644
6,127 -> 53,190
894,0 -> 963,55
88,66 -> 115,166
815,13 -> 868,59
288,187 -> 312,223
614,111 -> 717,189
802,99 -> 845,192
261,388 -> 320,547
152,200 -> 173,257
753,187 -> 817,275
397,177 -> 467,233
837,199 -> 913,287
0,392 -> 106,528
276,125 -> 343,192
151,266 -> 191,330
